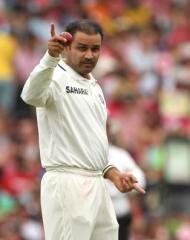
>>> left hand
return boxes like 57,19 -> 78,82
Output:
105,168 -> 146,194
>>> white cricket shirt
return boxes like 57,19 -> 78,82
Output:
21,52 -> 109,171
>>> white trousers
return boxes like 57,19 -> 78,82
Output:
41,168 -> 119,240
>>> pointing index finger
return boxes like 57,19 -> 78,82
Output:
133,183 -> 146,194
50,23 -> 56,37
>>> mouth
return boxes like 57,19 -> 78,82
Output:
83,62 -> 93,65
82,62 -> 94,69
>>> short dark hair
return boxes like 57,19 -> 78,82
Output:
65,19 -> 104,40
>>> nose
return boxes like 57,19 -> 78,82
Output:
85,49 -> 93,59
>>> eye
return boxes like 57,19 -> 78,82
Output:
77,46 -> 87,52
92,47 -> 100,52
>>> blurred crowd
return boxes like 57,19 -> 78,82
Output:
1,0 -> 190,239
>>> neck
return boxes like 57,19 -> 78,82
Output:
81,73 -> 90,79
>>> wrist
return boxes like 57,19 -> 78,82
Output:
40,51 -> 60,68
48,50 -> 60,58
104,167 -> 120,181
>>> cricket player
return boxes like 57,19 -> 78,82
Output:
21,19 -> 145,240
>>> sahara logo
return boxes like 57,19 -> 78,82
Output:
66,86 -> 88,95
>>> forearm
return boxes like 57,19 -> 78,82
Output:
21,51 -> 60,107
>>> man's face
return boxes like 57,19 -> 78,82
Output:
65,31 -> 102,78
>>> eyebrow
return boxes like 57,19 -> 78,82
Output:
77,43 -> 86,46
77,43 -> 101,47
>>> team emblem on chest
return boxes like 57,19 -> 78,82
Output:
66,86 -> 88,95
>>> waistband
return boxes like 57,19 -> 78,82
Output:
45,166 -> 103,177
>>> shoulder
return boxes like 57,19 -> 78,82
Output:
52,61 -> 72,88
53,62 -> 68,78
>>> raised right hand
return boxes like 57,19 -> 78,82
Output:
48,23 -> 68,57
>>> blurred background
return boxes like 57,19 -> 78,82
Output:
0,0 -> 190,239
